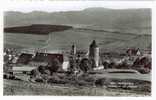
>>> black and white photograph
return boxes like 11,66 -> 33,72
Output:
2,1 -> 153,96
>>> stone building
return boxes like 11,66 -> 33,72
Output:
89,40 -> 100,68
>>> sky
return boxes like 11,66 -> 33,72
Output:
2,1 -> 153,12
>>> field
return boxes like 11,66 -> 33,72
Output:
3,79 -> 150,96
3,68 -> 151,96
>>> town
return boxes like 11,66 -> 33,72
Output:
4,40 -> 151,92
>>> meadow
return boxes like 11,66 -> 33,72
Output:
3,79 -> 150,96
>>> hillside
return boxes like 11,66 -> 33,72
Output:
45,29 -> 151,52
4,29 -> 151,52
4,8 -> 151,34
4,8 -> 151,51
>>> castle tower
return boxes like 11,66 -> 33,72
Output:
89,40 -> 99,67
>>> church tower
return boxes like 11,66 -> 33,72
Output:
71,44 -> 76,56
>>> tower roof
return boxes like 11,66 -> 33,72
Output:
72,44 -> 76,48
90,40 -> 98,48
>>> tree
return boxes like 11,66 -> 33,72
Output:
79,58 -> 91,73
48,58 -> 62,74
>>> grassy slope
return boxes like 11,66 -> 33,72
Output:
4,28 -> 151,52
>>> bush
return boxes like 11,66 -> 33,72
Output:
95,78 -> 111,87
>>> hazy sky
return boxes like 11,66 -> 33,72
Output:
3,1 -> 153,12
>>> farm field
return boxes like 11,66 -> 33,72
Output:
3,79 -> 150,96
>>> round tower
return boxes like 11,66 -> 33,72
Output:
89,40 -> 99,68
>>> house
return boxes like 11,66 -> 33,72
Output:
32,52 -> 64,64
126,48 -> 141,56
17,53 -> 33,64
144,49 -> 151,55
132,56 -> 151,73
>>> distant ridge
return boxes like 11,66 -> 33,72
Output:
4,7 -> 151,35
